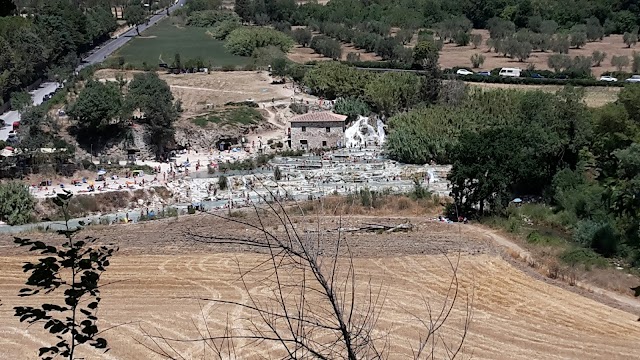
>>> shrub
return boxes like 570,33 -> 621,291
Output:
225,27 -> 294,56
310,35 -> 342,60
218,175 -> 228,190
0,181 -> 35,225
453,31 -> 470,46
292,28 -> 312,47
410,178 -> 431,200
187,10 -> 240,27
290,102 -> 309,114
346,52 -> 361,63
560,247 -> 608,268
208,19 -> 241,40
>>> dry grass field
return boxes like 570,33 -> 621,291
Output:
287,43 -> 383,63
466,81 -> 621,107
288,27 -> 638,79
94,69 -> 291,118
442,30 -> 635,77
1,214 -> 639,359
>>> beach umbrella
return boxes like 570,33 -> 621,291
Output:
512,198 -> 523,203
97,169 -> 107,175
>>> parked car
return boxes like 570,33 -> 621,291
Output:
625,75 -> 640,83
499,67 -> 521,77
599,75 -> 618,82
530,73 -> 545,78
456,69 -> 474,76
477,71 -> 491,76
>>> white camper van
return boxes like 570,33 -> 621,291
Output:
499,68 -> 521,77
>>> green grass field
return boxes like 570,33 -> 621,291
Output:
193,107 -> 263,127
112,18 -> 249,67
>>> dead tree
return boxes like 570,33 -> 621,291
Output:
139,194 -> 473,359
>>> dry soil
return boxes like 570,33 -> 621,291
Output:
1,214 -> 639,359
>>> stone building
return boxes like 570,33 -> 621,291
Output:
288,112 -> 347,150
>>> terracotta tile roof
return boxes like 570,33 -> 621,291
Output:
290,111 -> 348,123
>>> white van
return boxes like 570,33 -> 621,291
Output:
499,68 -> 521,77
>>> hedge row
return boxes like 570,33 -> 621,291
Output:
452,74 -> 625,87
304,60 -> 413,70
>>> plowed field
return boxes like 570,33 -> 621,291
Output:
1,215 -> 639,359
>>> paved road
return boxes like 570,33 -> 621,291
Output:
0,82 -> 59,141
77,0 -> 188,70
0,0 -> 188,140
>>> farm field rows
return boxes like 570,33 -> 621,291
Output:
0,216 -> 639,359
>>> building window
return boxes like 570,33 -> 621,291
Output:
326,127 -> 330,132
300,140 -> 308,145
301,126 -> 306,132
322,141 -> 327,147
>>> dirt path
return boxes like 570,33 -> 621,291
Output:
469,225 -> 640,311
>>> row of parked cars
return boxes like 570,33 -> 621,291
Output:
42,87 -> 62,102
598,75 -> 640,82
455,68 -> 524,77
456,67 -> 640,83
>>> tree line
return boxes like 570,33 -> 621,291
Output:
0,0 -> 117,107
287,0 -> 640,33
385,84 -> 640,264
294,39 -> 440,115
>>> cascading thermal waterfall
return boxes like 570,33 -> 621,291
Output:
344,116 -> 386,148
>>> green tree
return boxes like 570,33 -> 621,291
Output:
453,31 -> 470,46
14,191 -> 117,359
570,27 -> 587,49
365,72 -> 422,115
68,80 -> 122,131
225,27 -> 294,56
126,72 -> 178,159
274,166 -> 282,181
186,10 -> 239,27
124,3 -> 145,36
591,50 -> 606,66
303,62 -> 371,99
209,19 -> 241,40
173,53 -> 182,70
487,17 -> 515,39
270,57 -> 288,77
471,33 -> 483,48
413,40 -> 441,103
0,181 -> 34,225
218,175 -> 228,190
470,53 -> 485,68
623,30 -> 638,48
618,84 -> 640,123
611,55 -> 629,71
540,20 -> 558,35
552,34 -> 570,54
548,54 -> 571,72
9,90 -> 30,112
633,51 -> 640,72
333,96 -> 370,119
234,0 -> 252,23
396,29 -> 414,45
0,0 -> 16,16
586,17 -> 604,41
448,126 -> 525,215
292,28 -> 312,47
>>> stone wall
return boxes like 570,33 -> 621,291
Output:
290,121 -> 345,149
